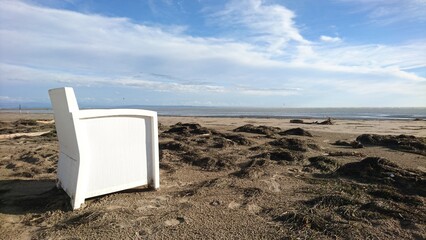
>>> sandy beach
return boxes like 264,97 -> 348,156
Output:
0,113 -> 425,239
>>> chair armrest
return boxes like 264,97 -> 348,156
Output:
76,109 -> 157,120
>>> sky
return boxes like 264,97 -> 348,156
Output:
0,0 -> 425,108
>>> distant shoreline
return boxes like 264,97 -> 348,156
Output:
1,109 -> 425,121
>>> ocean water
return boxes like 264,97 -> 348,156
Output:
2,107 -> 426,120
142,107 -> 426,120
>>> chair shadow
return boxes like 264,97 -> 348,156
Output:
0,179 -> 156,215
0,179 -> 71,214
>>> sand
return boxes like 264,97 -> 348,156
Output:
0,113 -> 425,239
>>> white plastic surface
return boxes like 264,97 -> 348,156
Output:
49,87 -> 160,210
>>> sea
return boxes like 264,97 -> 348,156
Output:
2,107 -> 426,120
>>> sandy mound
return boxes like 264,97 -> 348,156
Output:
279,128 -> 313,137
303,156 -> 339,173
233,124 -> 281,136
356,134 -> 426,156
337,157 -> 426,196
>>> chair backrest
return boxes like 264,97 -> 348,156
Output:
48,87 -> 81,161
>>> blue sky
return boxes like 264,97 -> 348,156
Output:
0,0 -> 425,108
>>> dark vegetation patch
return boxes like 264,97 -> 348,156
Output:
232,159 -> 268,179
333,140 -> 363,148
19,152 -> 40,164
4,148 -> 59,177
303,156 -> 339,173
220,133 -> 252,146
304,195 -> 359,208
0,119 -> 55,135
368,189 -> 423,206
183,154 -> 233,171
40,130 -> 57,141
268,138 -> 309,152
160,122 -> 256,171
233,124 -> 280,136
272,171 -> 426,239
212,134 -> 253,148
163,122 -> 212,136
14,119 -> 39,126
254,150 -> 304,163
356,134 -> 426,156
279,128 -> 312,137
212,137 -> 235,148
242,187 -> 263,198
337,157 -> 426,196
159,141 -> 190,152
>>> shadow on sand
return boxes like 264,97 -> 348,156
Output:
0,179 -> 156,214
0,179 -> 70,214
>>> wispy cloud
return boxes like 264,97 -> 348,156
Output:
210,0 -> 309,55
339,0 -> 426,24
236,86 -> 302,96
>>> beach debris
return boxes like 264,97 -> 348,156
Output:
290,119 -> 305,124
233,124 -> 281,136
337,157 -> 426,196
318,117 -> 334,125
303,156 -> 339,173
327,151 -> 364,157
289,118 -> 334,125
269,138 -> 309,152
332,140 -> 363,148
279,128 -> 313,137
356,134 -> 426,156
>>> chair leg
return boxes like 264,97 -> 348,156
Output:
71,196 -> 85,210
56,179 -> 62,189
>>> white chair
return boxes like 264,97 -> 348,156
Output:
49,87 -> 159,210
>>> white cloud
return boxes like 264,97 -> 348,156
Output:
0,0 -> 425,106
210,0 -> 309,55
320,35 -> 342,43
